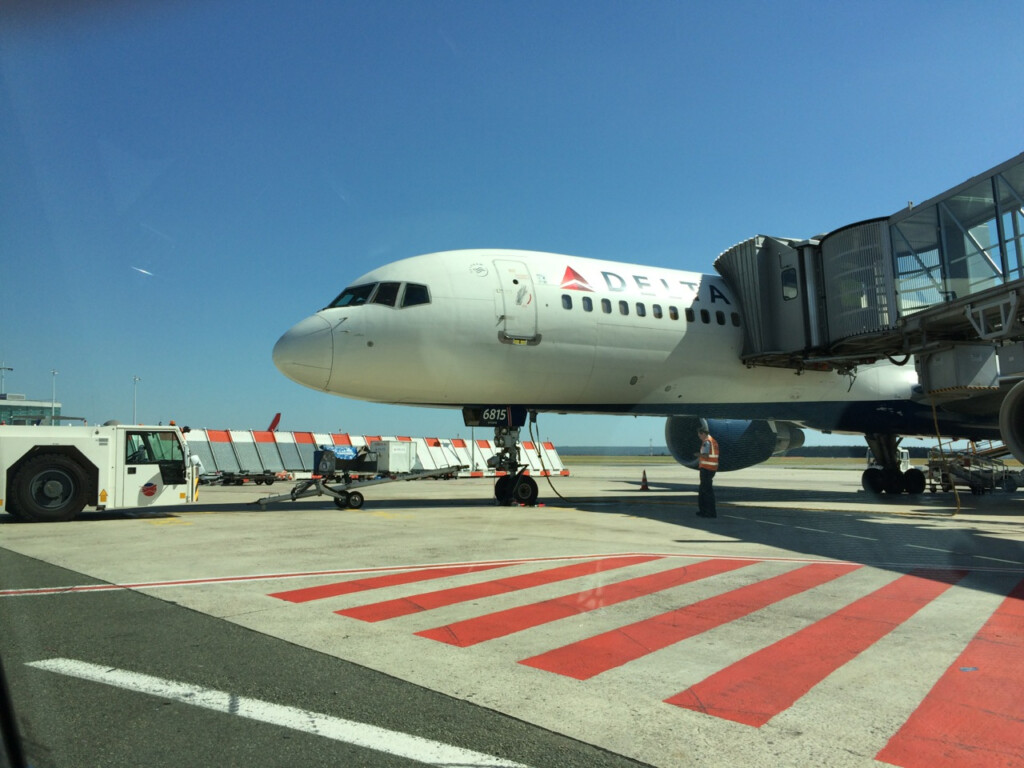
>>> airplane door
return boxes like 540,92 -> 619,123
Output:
493,259 -> 539,343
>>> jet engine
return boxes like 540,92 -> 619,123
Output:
1000,379 -> 1024,465
665,416 -> 805,471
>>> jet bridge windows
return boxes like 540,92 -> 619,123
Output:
892,158 -> 1024,316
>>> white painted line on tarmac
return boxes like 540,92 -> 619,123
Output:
905,544 -> 955,554
27,658 -> 530,768
973,554 -> 1023,565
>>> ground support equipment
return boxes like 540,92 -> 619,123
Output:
254,465 -> 464,510
926,446 -> 1022,494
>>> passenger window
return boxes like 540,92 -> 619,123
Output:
328,283 -> 376,308
653,304 -> 662,319
782,267 -> 799,300
669,306 -> 679,320
372,282 -> 401,307
401,283 -> 430,307
582,297 -> 593,312
716,310 -> 726,325
636,303 -> 646,317
562,295 -> 572,310
601,298 -> 612,313
700,309 -> 710,323
685,308 -> 695,322
619,300 -> 629,316
731,312 -> 741,327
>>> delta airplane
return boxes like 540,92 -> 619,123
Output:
273,249 -> 1000,504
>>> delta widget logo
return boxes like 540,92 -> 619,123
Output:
560,266 -> 593,291
141,483 -> 158,497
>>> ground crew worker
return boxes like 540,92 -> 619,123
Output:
697,425 -> 719,518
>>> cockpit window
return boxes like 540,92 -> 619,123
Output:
371,282 -> 401,307
328,283 -> 375,308
328,281 -> 430,309
402,283 -> 430,307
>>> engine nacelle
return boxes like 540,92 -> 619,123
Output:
664,416 -> 805,472
1000,379 -> 1024,464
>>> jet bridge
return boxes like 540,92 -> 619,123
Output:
714,151 -> 1024,463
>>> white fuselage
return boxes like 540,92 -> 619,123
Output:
274,250 -> 922,434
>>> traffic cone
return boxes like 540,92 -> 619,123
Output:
640,470 -> 649,491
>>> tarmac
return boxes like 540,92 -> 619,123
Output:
2,460 -> 1023,767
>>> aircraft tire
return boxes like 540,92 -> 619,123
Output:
511,476 -> 539,506
862,467 -> 885,494
882,469 -> 905,494
494,476 -> 512,503
334,493 -> 351,509
347,490 -> 364,509
903,468 -> 926,495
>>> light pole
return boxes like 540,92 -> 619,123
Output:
0,362 -> 11,396
132,375 -> 141,423
50,369 -> 58,423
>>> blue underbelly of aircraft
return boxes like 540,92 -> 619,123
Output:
419,398 -> 1001,442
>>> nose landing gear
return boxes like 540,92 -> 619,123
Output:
490,426 -> 539,506
462,406 -> 541,506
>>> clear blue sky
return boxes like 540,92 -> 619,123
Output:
2,1 -> 1021,446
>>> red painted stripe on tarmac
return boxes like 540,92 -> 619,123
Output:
268,563 -> 512,603
520,562 -> 860,680
666,569 -> 967,727
876,576 -> 1024,768
418,557 -> 755,648
339,554 -> 662,622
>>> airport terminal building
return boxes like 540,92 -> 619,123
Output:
0,394 -> 62,425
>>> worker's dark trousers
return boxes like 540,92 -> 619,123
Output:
698,468 -> 717,517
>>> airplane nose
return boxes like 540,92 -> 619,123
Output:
272,314 -> 333,390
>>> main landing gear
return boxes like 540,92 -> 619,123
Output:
862,433 -> 926,495
490,425 -> 539,506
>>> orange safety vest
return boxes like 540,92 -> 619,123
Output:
699,434 -> 720,471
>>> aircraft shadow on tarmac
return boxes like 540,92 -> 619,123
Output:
568,487 -> 1024,599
